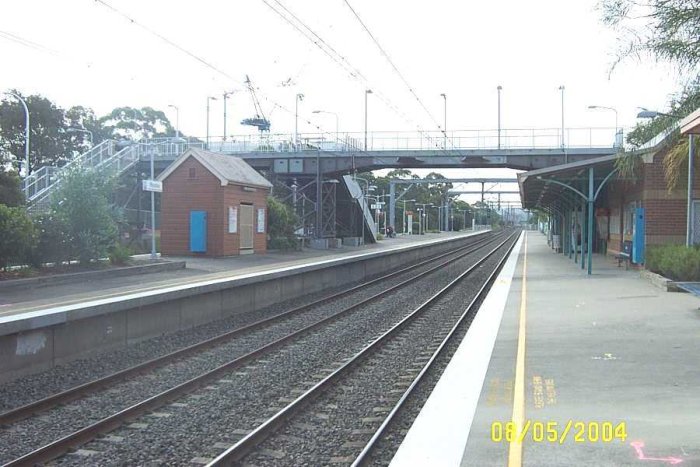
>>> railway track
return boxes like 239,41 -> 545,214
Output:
0,231 -> 507,466
208,230 -> 520,466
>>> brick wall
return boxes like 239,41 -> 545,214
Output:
161,157 -> 224,256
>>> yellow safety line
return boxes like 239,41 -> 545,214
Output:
508,232 -> 528,467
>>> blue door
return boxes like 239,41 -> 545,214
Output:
190,211 -> 207,253
632,207 -> 645,264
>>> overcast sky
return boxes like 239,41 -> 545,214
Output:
0,0 -> 682,204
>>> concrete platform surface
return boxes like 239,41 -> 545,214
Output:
393,231 -> 700,467
0,232 -> 474,319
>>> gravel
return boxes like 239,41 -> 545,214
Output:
0,233 -> 496,464
240,233 -> 518,466
47,234 -> 507,466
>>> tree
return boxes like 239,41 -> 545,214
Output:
267,196 -> 299,249
600,1 -> 700,189
600,0 -> 700,74
98,106 -> 176,140
0,168 -> 24,206
52,166 -> 119,263
0,204 -> 36,269
0,91 -> 77,173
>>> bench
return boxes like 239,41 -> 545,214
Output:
615,240 -> 632,269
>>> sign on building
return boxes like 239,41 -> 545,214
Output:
142,179 -> 163,192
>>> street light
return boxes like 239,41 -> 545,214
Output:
402,198 -> 415,234
588,105 -> 619,147
295,93 -> 304,148
440,93 -> 447,149
364,89 -> 373,152
416,203 -> 433,235
167,104 -> 180,138
206,96 -> 217,150
3,91 -> 30,177
497,85 -> 502,149
636,108 -> 677,119
66,127 -> 93,145
223,91 -> 235,141
559,85 -> 566,153
312,110 -> 339,146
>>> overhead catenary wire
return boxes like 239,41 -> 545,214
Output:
261,0 -> 450,152
92,0 -> 349,144
341,0 -> 458,152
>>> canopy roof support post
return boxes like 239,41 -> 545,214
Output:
587,166 -> 595,275
581,198 -> 586,270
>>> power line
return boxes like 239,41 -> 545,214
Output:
341,0 -> 456,150
261,0 -> 447,151
94,0 -> 237,83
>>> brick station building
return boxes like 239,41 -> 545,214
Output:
519,110 -> 700,274
157,148 -> 273,256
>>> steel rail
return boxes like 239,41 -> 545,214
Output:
0,232 -> 493,427
206,231 -> 519,466
2,232 -> 505,467
351,230 -> 521,466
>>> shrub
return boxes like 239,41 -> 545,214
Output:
267,196 -> 298,250
0,205 -> 36,269
646,244 -> 700,281
52,166 -> 119,264
268,237 -> 299,250
29,213 -> 71,267
376,233 -> 384,240
109,243 -> 132,265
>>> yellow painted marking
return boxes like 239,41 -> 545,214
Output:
508,232 -> 528,467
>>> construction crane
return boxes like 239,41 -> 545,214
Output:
240,75 -> 271,133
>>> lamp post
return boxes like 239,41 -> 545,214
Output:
167,104 -> 180,138
4,91 -> 30,177
497,85 -> 502,149
206,96 -> 217,150
223,91 -> 234,141
364,89 -> 373,151
417,203 -> 433,234
559,85 -> 566,152
312,110 -> 339,146
295,93 -> 304,148
402,198 -> 415,234
66,127 -> 93,145
588,105 -> 619,147
440,93 -> 447,149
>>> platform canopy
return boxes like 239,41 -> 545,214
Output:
518,154 -> 619,210
680,108 -> 700,135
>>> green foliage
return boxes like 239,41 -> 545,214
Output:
267,237 -> 299,250
0,205 -> 36,269
98,106 -> 176,140
52,166 -> 119,264
267,196 -> 299,249
108,243 -> 132,266
29,213 -> 71,267
0,91 -> 81,172
376,233 -> 385,240
599,0 -> 700,74
646,244 -> 700,281
0,168 -> 24,207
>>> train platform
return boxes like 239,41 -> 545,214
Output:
391,231 -> 700,467
0,231 -> 475,319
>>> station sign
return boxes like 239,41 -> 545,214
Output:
142,180 -> 163,192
